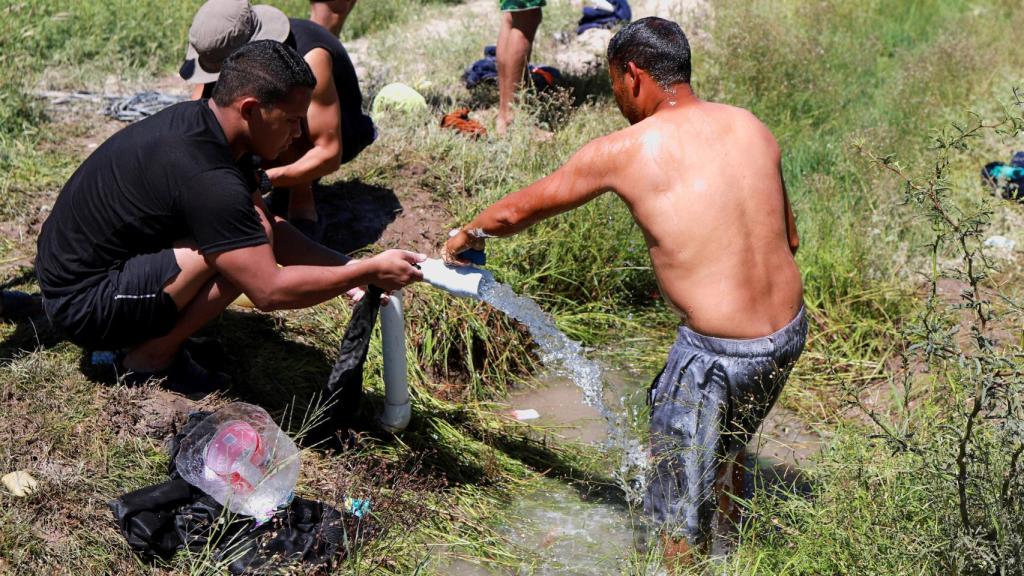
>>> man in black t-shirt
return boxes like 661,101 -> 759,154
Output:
182,0 -> 376,238
36,41 -> 423,391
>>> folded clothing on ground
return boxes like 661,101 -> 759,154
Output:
577,0 -> 631,34
463,46 -> 562,91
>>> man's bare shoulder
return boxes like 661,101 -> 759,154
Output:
571,123 -> 646,167
303,48 -> 335,84
708,102 -> 779,150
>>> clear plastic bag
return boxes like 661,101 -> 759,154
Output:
175,403 -> 300,522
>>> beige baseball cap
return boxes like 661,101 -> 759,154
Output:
179,0 -> 291,84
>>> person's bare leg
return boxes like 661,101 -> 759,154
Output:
287,181 -> 317,223
496,8 -> 542,135
122,245 -> 241,372
716,452 -> 746,537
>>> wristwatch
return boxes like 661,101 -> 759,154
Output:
255,168 -> 273,194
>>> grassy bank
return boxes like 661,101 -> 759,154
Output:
2,0 -> 1024,574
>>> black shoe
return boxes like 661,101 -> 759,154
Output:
182,336 -> 226,372
122,349 -> 231,396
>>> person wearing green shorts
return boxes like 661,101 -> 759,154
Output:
496,0 -> 545,134
500,0 -> 545,10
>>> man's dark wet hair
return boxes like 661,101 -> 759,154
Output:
607,17 -> 691,88
212,40 -> 316,107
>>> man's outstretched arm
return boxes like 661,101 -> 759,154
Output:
209,243 -> 423,312
445,137 -> 615,263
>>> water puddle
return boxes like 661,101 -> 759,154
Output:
503,370 -> 644,445
503,478 -> 638,575
432,477 -> 639,576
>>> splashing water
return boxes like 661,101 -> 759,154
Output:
478,278 -> 648,502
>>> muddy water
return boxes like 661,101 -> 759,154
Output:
435,372 -> 822,574
433,467 -> 641,576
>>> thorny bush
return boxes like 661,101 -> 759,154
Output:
855,89 -> 1024,575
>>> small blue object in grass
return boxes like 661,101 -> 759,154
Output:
460,249 -> 486,266
91,350 -> 118,366
344,496 -> 372,518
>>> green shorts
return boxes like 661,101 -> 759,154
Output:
500,0 -> 545,11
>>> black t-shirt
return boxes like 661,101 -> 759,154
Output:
36,99 -> 267,297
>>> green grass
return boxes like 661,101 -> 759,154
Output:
3,0 -> 1024,574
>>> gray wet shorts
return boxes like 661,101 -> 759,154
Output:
644,306 -> 807,545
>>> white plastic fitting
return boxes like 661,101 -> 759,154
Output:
418,258 -> 495,299
378,289 -> 411,432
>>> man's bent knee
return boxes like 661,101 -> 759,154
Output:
165,244 -> 219,309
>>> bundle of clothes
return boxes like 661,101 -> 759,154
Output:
577,0 -> 631,34
108,412 -> 348,574
462,45 -> 563,92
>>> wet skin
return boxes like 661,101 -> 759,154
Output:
446,65 -> 803,339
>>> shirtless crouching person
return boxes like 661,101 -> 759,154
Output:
444,18 -> 806,565
36,41 -> 423,392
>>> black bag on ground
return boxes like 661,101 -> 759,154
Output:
109,412 -> 346,574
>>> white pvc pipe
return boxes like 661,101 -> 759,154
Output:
418,258 -> 495,300
378,290 -> 411,432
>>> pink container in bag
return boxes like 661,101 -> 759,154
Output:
205,421 -> 267,495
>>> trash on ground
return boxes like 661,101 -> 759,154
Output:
981,151 -> 1024,201
343,496 -> 372,518
2,470 -> 38,497
110,412 -> 348,574
511,409 -> 541,421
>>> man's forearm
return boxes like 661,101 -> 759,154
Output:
254,260 -> 373,311
464,196 -> 533,238
265,145 -> 340,189
272,218 -> 349,266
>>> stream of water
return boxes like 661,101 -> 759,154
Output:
477,279 -> 648,501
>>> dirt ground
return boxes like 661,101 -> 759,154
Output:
317,162 -> 451,257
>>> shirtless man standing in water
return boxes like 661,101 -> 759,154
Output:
444,17 -> 807,565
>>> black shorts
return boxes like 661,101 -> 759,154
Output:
42,250 -> 182,349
